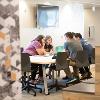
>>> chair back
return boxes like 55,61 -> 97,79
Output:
91,48 -> 95,64
75,50 -> 90,68
21,53 -> 31,72
56,52 -> 69,71
20,47 -> 24,52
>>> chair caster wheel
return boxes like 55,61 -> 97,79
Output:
40,89 -> 42,93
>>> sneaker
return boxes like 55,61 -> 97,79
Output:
81,73 -> 88,80
87,72 -> 92,78
74,76 -> 80,83
66,77 -> 78,84
62,76 -> 69,80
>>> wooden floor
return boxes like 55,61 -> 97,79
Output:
62,46 -> 100,100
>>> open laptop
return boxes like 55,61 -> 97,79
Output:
52,46 -> 64,59
55,46 -> 64,53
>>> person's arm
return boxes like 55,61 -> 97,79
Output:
49,45 -> 54,54
64,42 -> 70,57
34,41 -> 46,55
36,48 -> 46,55
64,42 -> 68,51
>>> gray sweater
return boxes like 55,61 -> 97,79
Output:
65,39 -> 83,60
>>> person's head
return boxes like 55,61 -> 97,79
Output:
71,32 -> 75,36
45,35 -> 52,45
64,32 -> 73,40
34,35 -> 45,46
74,33 -> 82,40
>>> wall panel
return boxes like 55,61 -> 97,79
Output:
0,0 -> 20,99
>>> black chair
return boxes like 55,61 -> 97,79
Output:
75,50 -> 90,69
90,48 -> 95,64
21,53 -> 42,96
75,50 -> 90,79
87,48 -> 95,78
49,52 -> 70,91
20,47 -> 24,52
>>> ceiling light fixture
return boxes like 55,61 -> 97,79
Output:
92,6 -> 95,12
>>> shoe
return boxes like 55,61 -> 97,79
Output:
87,72 -> 92,78
81,73 -> 88,80
67,77 -> 77,82
62,76 -> 69,80
74,76 -> 80,83
65,77 -> 78,85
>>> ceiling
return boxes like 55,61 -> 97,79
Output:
27,0 -> 100,8
66,0 -> 100,8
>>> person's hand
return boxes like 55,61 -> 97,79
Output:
50,50 -> 54,55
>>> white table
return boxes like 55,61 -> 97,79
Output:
30,55 -> 56,95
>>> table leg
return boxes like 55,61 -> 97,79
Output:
42,64 -> 49,95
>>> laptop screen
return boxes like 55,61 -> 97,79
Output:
55,46 -> 64,53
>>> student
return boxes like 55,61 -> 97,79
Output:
74,33 -> 93,78
44,35 -> 55,78
63,32 -> 83,80
44,35 -> 54,53
23,35 -> 46,84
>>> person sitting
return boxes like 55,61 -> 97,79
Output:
74,33 -> 93,79
44,35 -> 55,78
44,35 -> 54,54
63,32 -> 83,81
23,35 -> 46,84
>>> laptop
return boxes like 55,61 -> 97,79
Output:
55,46 -> 64,53
52,46 -> 64,59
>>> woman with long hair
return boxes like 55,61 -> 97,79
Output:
23,35 -> 46,84
44,35 -> 53,53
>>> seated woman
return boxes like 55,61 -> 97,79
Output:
23,35 -> 46,84
44,35 -> 55,78
44,35 -> 54,54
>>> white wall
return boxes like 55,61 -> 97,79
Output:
19,0 -> 36,28
84,7 -> 100,46
19,0 -> 84,48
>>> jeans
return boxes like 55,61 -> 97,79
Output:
31,64 -> 43,80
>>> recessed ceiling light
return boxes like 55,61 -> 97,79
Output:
92,6 -> 95,12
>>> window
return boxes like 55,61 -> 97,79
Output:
37,5 -> 59,28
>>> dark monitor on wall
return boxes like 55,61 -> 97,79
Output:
37,5 -> 59,28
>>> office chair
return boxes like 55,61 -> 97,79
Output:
90,48 -> 95,64
20,47 -> 24,52
75,50 -> 90,68
21,53 -> 42,96
49,52 -> 70,91
87,48 -> 95,78
75,50 -> 90,80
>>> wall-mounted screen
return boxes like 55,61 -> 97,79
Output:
37,5 -> 59,28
